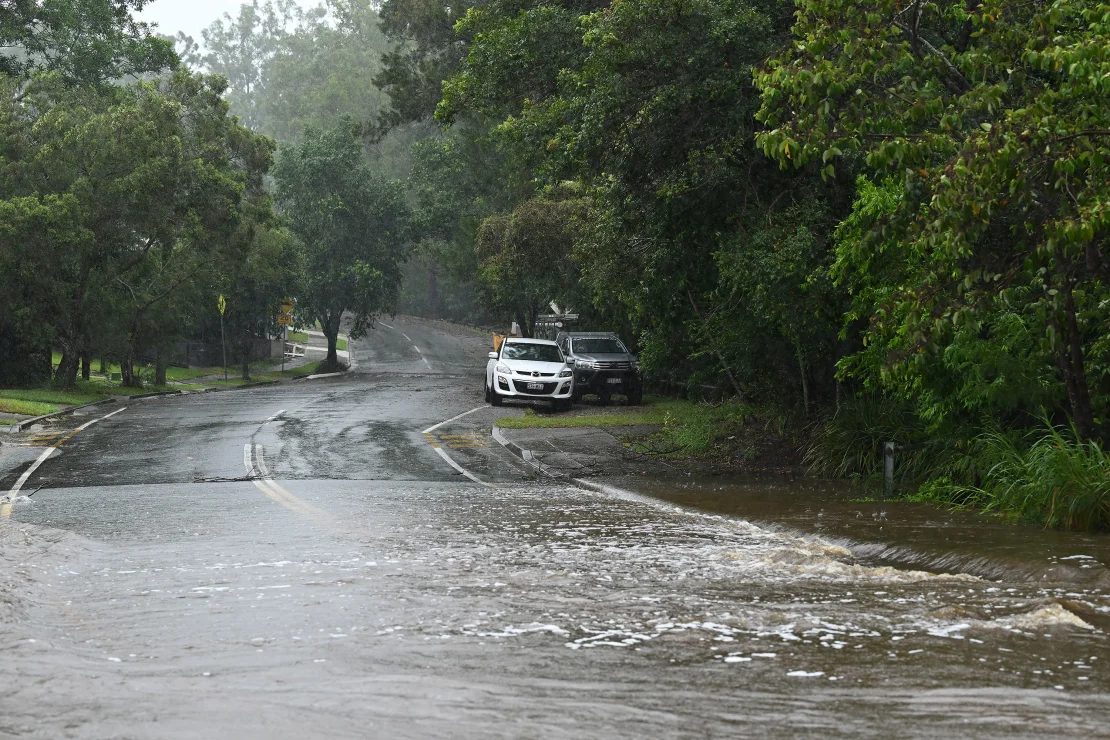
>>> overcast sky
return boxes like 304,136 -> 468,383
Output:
137,0 -> 312,43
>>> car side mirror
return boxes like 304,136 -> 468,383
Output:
488,351 -> 498,359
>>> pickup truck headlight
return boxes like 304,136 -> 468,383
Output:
574,360 -> 597,370
558,368 -> 573,378
495,363 -> 511,374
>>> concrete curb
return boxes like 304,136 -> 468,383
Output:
7,398 -> 116,433
491,425 -> 653,502
491,425 -> 566,479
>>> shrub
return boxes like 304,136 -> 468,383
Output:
923,423 -> 1110,531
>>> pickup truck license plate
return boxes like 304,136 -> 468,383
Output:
606,377 -> 622,384
527,382 -> 544,390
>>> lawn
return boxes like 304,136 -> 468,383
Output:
495,397 -> 767,458
495,408 -> 667,429
0,387 -> 105,417
0,398 -> 60,416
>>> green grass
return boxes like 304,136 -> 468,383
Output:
495,399 -> 763,457
496,408 -> 667,429
912,422 -> 1110,531
289,331 -> 309,343
0,398 -> 60,416
0,388 -> 102,405
337,337 -> 348,351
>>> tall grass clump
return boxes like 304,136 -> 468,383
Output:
923,423 -> 1110,531
804,395 -> 941,484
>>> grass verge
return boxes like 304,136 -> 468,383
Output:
496,397 -> 800,469
0,398 -> 60,416
495,408 -> 666,429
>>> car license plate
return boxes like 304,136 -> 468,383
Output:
606,377 -> 622,384
527,382 -> 544,390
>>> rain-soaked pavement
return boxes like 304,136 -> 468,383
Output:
1,317 -> 1109,738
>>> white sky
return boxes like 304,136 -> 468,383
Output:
137,0 -> 312,43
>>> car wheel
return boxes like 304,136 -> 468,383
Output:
490,384 -> 503,407
484,378 -> 491,403
626,389 -> 643,406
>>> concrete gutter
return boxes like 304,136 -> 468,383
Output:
6,398 -> 116,433
492,425 -> 657,504
491,425 -> 567,479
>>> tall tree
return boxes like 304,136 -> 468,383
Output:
0,70 -> 272,386
273,121 -> 412,366
0,0 -> 175,84
756,0 -> 1110,437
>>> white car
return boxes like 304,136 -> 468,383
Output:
485,337 -> 574,410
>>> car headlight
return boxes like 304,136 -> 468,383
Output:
495,363 -> 511,374
558,368 -> 573,378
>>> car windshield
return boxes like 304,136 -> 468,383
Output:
502,343 -> 563,362
572,338 -> 626,355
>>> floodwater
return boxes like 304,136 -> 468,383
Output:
3,475 -> 1109,738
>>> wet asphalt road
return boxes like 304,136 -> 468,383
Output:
2,317 -> 1110,739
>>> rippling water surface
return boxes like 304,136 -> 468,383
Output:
2,477 -> 1109,738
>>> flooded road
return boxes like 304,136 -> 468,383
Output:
2,317 -> 1109,738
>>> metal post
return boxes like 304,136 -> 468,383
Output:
281,325 -> 286,374
220,314 -> 227,382
883,441 -> 895,500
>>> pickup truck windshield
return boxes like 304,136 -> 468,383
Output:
572,338 -> 626,355
502,343 -> 563,362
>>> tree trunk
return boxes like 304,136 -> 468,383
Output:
323,311 -> 342,367
795,339 -> 810,416
80,352 -> 90,381
155,346 -> 167,387
1061,283 -> 1095,438
120,357 -> 136,387
98,355 -> 106,374
241,355 -> 251,381
515,308 -> 529,338
428,262 -> 439,317
686,288 -> 745,400
54,349 -> 79,388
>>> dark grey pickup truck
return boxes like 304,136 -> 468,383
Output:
555,331 -> 642,405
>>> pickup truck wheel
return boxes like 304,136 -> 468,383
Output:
626,389 -> 643,406
598,392 -> 612,406
553,399 -> 571,412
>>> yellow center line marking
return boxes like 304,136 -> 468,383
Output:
243,444 -> 336,523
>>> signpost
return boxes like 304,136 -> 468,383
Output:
278,299 -> 294,373
218,295 -> 227,382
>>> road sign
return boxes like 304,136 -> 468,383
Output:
277,313 -> 292,326
217,295 -> 226,316
279,298 -> 295,314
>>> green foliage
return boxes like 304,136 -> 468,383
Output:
920,423 -> 1110,531
475,187 -> 587,335
273,121 -> 412,364
805,395 -> 942,483
0,68 -> 272,387
189,0 -> 391,141
0,0 -> 176,84
757,0 -> 1110,438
